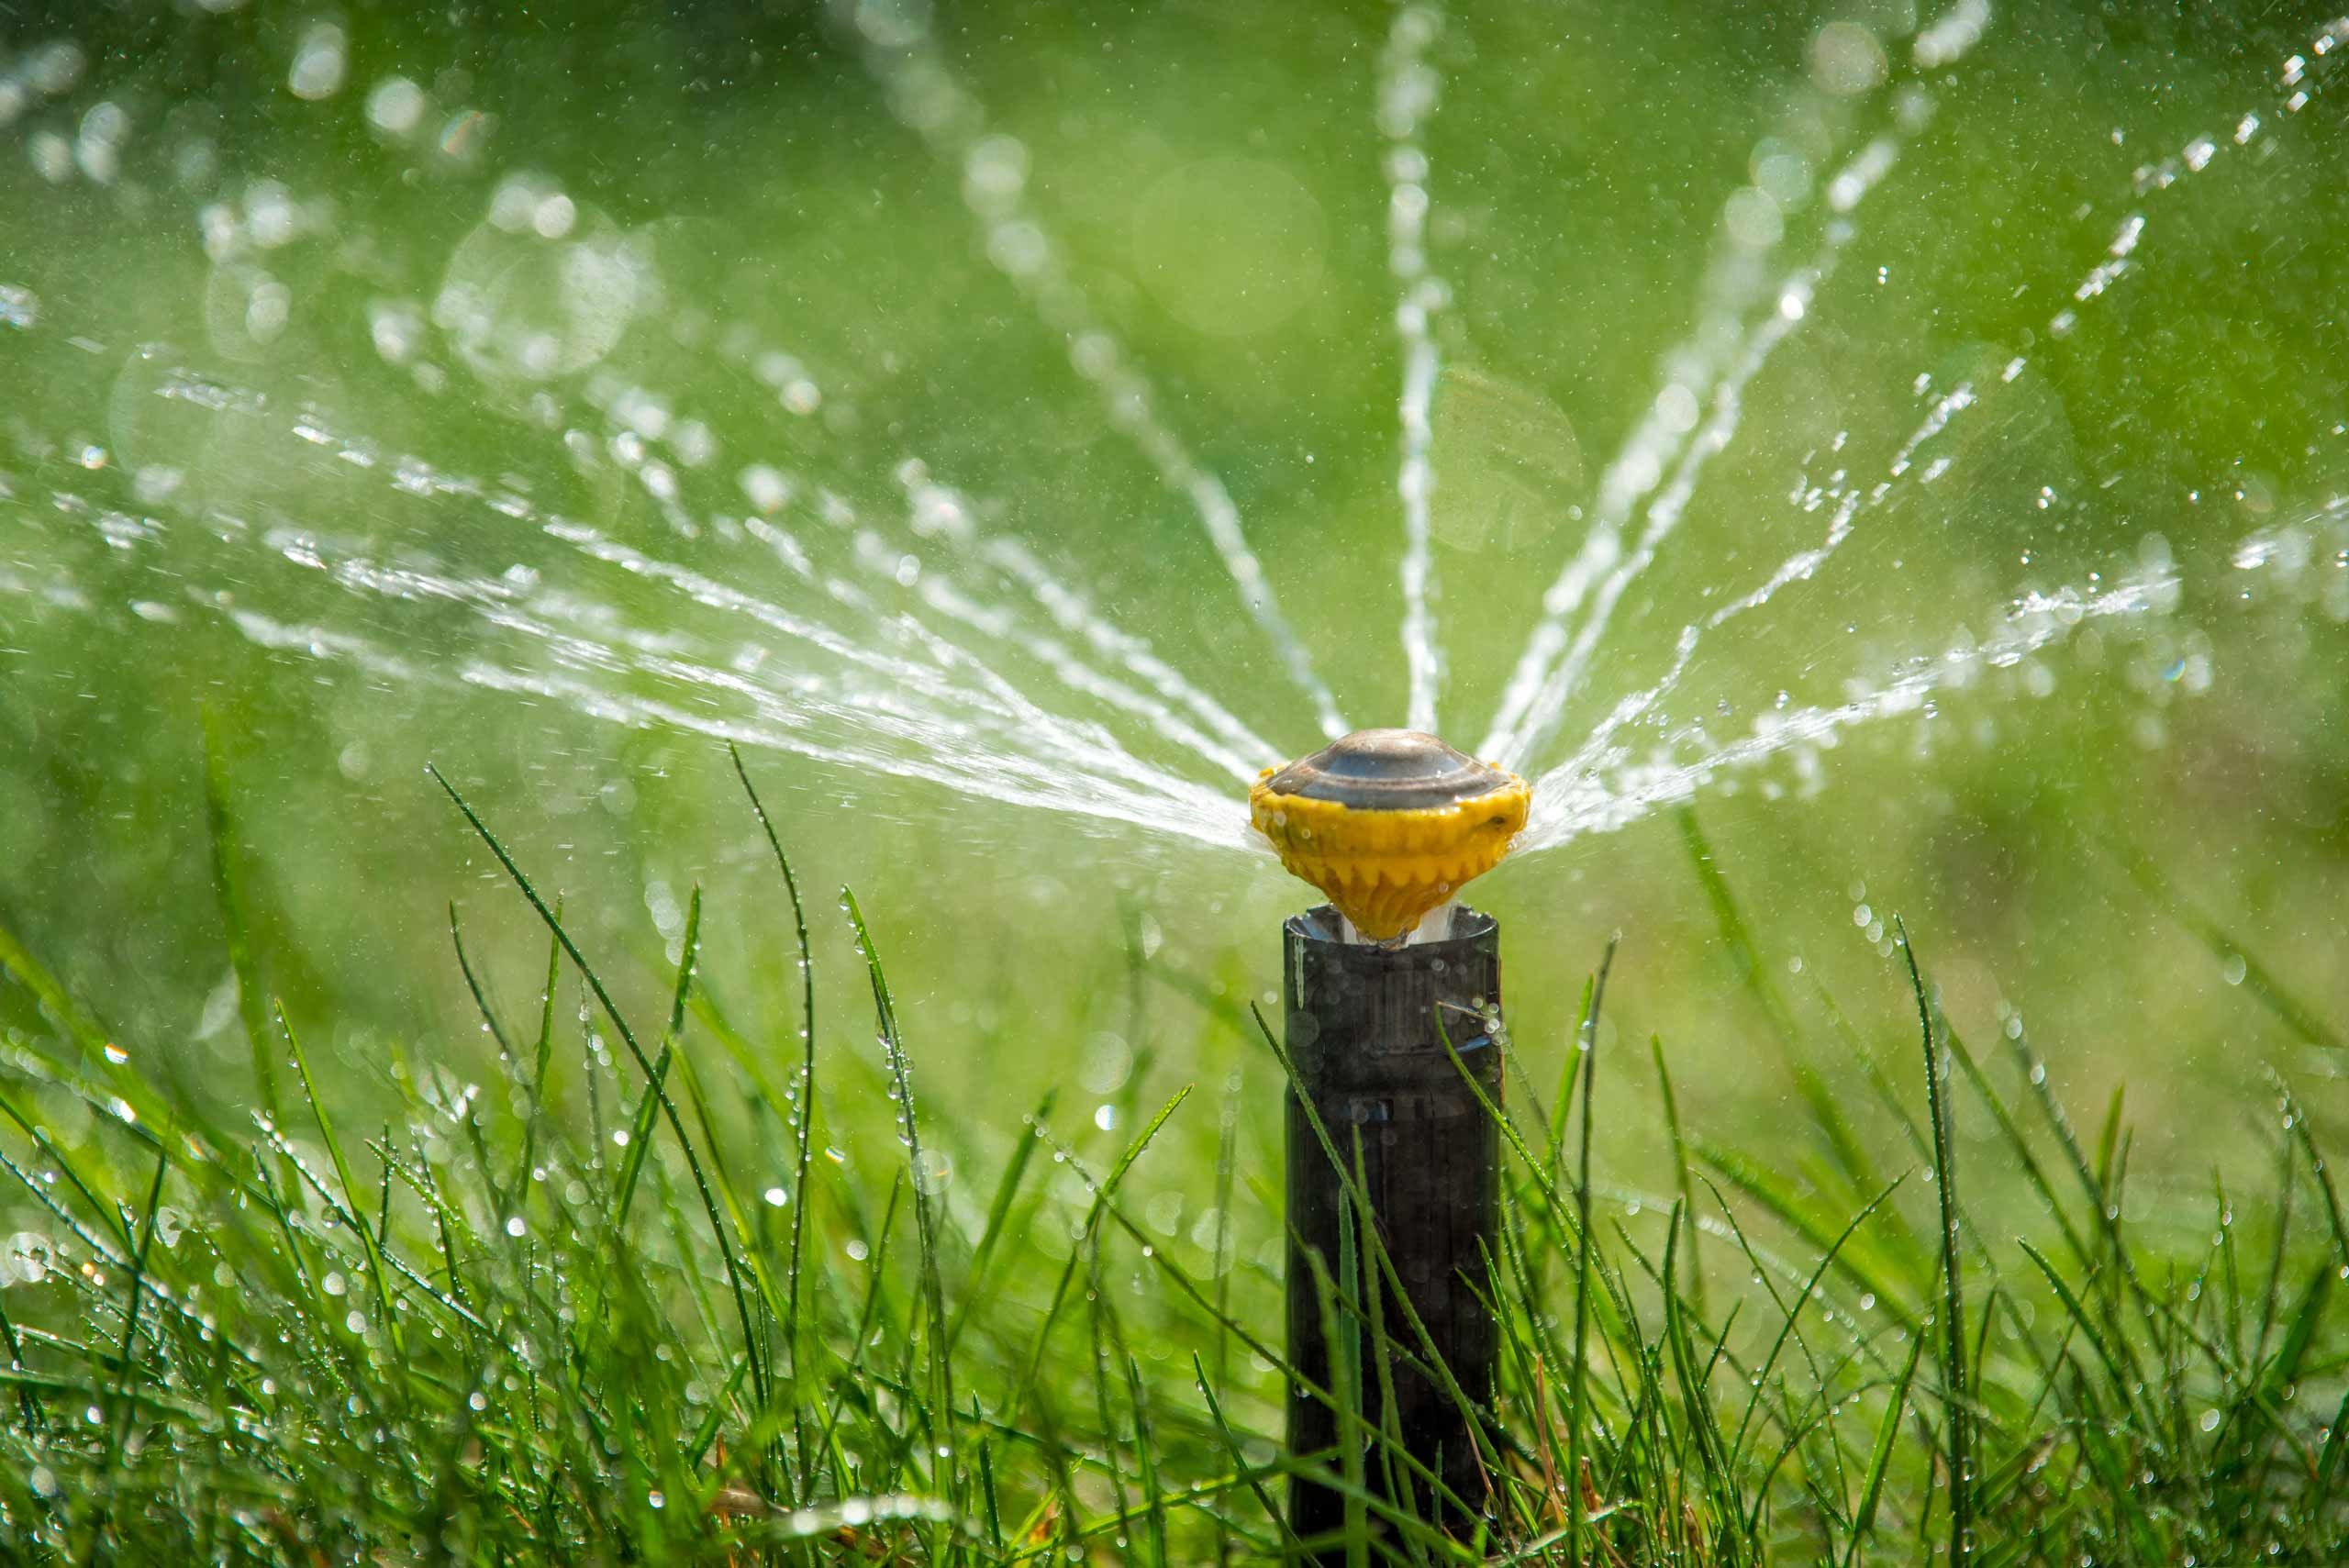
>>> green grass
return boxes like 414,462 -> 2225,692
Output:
0,756 -> 2343,1565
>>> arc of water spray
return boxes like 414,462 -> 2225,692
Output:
901,544 -> 1265,784
458,315 -> 1275,803
741,434 -> 1275,790
1515,562 -> 2179,851
879,463 -> 1277,778
1475,123 -> 1905,765
1477,117 -> 1920,771
42,295 -> 1268,848
111,376 -> 1260,845
1472,0 -> 1997,769
538,505 -> 1252,828
846,11 -> 1347,741
559,349 -> 1277,791
1383,3 -> 1448,735
1542,484 -> 1869,800
881,462 -> 1278,773
538,504 -> 1273,836
284,517 -> 1063,767
1474,284 -> 1754,764
207,539 -> 1250,847
1486,224 -> 1855,772
1507,9 -> 2349,826
978,538 -> 1278,773
1533,361 -> 1980,790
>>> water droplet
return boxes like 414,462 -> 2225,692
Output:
288,23 -> 349,102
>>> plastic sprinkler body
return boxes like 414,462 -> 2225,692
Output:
1254,731 -> 1522,1554
1250,728 -> 1529,941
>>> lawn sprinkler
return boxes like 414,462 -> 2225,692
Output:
1250,729 -> 1530,1549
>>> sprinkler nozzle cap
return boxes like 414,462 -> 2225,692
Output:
1251,729 -> 1529,940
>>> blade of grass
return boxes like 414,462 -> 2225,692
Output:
1009,1088 -> 1196,1417
511,908 -> 564,1218
200,705 -> 279,1121
847,876 -> 961,1529
1651,1033 -> 1704,1318
1121,1350 -> 1171,1567
1210,1068 -> 1242,1568
1842,1329 -> 1927,1568
278,1001 -> 403,1362
729,747 -> 821,1377
1302,1240 -> 1371,1568
611,884 -> 704,1223
1083,1229 -> 1136,1550
0,1088 -> 136,1254
84,1145 -> 171,1563
1659,1206 -> 1733,1519
1545,971 -> 1597,1184
1694,1135 -> 1919,1317
445,902 -> 519,1223
1346,1129 -> 1415,1545
1565,937 -> 1616,1568
2274,1073 -> 2349,1265
1194,1352 -> 1296,1555
1897,917 -> 1971,1564
2014,1240 -> 2139,1425
446,903 -> 517,1062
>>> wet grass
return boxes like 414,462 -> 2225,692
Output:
0,758 -> 2343,1564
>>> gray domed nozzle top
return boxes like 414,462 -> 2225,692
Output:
1260,728 -> 1516,812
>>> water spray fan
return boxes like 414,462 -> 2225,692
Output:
1250,728 -> 1530,939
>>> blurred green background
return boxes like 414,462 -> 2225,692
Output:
3,0 -> 2346,1250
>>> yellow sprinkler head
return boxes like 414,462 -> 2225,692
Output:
1250,728 -> 1531,941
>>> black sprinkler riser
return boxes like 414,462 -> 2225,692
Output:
1284,905 -> 1502,1552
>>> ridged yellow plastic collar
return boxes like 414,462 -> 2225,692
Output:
1250,730 -> 1530,940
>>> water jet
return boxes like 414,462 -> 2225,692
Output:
1252,728 -> 1526,1550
